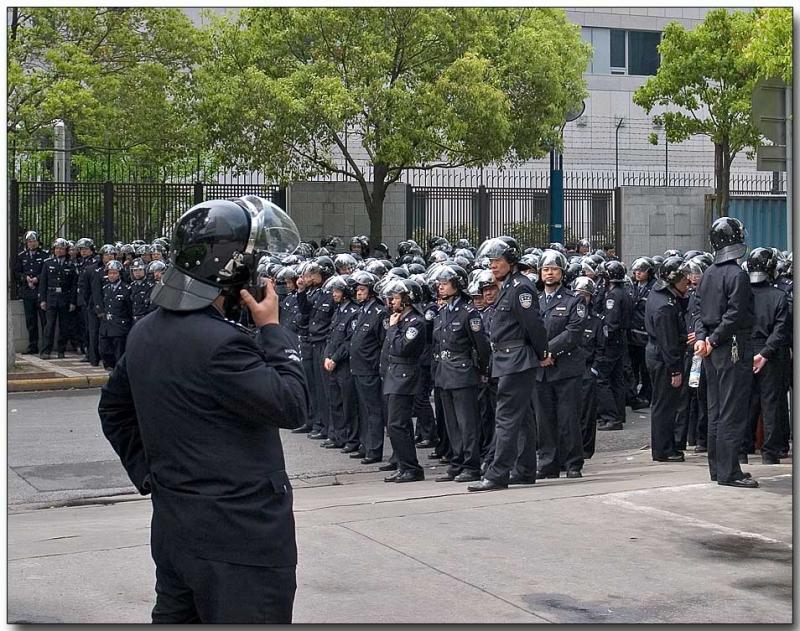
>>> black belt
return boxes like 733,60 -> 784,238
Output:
490,339 -> 526,352
389,356 -> 416,365
437,350 -> 472,362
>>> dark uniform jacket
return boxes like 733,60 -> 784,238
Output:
382,309 -> 426,395
490,271 -> 548,378
130,279 -> 155,321
349,298 -> 388,376
592,279 -> 608,316
38,256 -> 78,308
629,278 -> 655,346
773,277 -> 793,345
323,300 -> 359,365
578,303 -> 605,373
432,296 -> 491,389
14,248 -> 47,298
694,260 -> 753,346
536,286 -> 586,382
98,306 -> 308,567
644,284 -> 687,374
99,281 -> 133,337
297,286 -> 335,344
280,291 -> 299,332
77,255 -> 101,308
419,300 -> 438,370
600,282 -> 632,355
90,266 -> 109,315
750,282 -> 790,360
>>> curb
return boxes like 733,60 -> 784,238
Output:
7,374 -> 108,392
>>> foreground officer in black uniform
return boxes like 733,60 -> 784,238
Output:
38,237 -> 78,359
98,260 -> 132,370
694,217 -> 757,489
468,237 -> 548,492
629,257 -> 656,408
645,256 -> 690,463
13,230 -> 47,354
431,265 -> 491,483
99,197 -> 308,623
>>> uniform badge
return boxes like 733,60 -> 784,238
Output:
605,298 -> 615,311
470,317 -> 482,332
425,310 -> 435,321
576,303 -> 586,319
519,293 -> 533,309
383,319 -> 390,329
352,320 -> 358,329
405,326 -> 419,340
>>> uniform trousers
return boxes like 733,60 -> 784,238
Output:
328,361 -> 358,448
99,334 -> 126,369
629,344 -> 651,401
534,375 -> 584,474
386,393 -> 423,473
478,378 -> 497,460
647,358 -> 682,459
746,358 -> 787,460
432,387 -> 451,458
354,374 -> 384,459
311,342 -> 332,436
704,336 -> 752,483
412,368 -> 436,442
595,347 -> 627,425
579,370 -> 598,458
484,367 -> 538,485
85,308 -> 102,364
42,305 -> 70,355
299,341 -> 317,432
440,387 -> 481,475
151,531 -> 295,624
22,294 -> 46,352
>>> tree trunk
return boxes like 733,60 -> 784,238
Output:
713,142 -> 723,217
363,163 -> 388,248
720,144 -> 732,216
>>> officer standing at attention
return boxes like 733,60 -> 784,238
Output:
99,197 -> 308,623
468,237 -> 548,492
628,257 -> 656,409
382,278 -> 427,483
534,249 -> 587,479
645,256 -> 690,463
38,237 -> 78,359
98,259 -> 132,370
13,230 -> 48,354
431,265 -> 491,483
693,217 -> 758,489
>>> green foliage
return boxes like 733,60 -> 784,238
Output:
443,224 -> 481,246
745,8 -> 792,85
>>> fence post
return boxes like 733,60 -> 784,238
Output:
405,184 -> 414,239
614,187 -> 622,259
9,179 -> 20,300
273,186 -> 287,211
478,184 -> 490,241
103,181 -> 114,244
193,181 -> 204,205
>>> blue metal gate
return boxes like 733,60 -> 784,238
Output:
727,196 -> 788,250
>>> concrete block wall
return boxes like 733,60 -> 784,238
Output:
8,300 -> 29,354
286,181 -> 407,256
618,186 -> 714,263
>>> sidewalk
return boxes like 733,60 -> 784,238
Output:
8,351 -> 109,392
8,447 -> 792,624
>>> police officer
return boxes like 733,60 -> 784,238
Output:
476,270 -> 500,463
98,259 -> 132,370
431,265 -> 491,483
349,271 -> 389,464
297,257 -> 336,439
99,197 -> 307,623
595,260 -> 633,431
572,277 -> 605,459
38,238 -> 78,359
628,257 -> 656,408
645,256 -> 691,463
75,238 -> 101,364
693,217 -> 758,488
468,237 -> 548,492
13,230 -> 47,354
534,250 -> 586,479
382,278 -> 427,482
322,275 -> 360,451
744,248 -> 790,464
129,258 -> 155,323
413,279 -> 439,449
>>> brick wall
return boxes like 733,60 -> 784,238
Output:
286,181 -> 407,255
619,186 -> 714,263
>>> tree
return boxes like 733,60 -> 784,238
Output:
7,8 -> 201,173
193,8 -> 590,244
745,7 -> 792,85
633,9 -> 762,215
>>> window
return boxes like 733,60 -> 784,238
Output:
628,30 -> 661,75
583,27 -> 661,76
610,29 -> 626,72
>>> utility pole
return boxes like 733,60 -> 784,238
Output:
615,117 -> 624,187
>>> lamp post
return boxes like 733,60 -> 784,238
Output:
615,117 -> 625,188
550,100 -> 586,243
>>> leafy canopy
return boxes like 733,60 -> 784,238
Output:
745,7 -> 793,85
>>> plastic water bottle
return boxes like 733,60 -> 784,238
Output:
688,355 -> 702,388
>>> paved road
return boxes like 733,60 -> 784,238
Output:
8,388 -> 653,507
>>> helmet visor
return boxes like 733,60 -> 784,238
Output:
237,196 -> 301,255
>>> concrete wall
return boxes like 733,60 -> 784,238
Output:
618,186 -> 714,263
8,300 -> 28,354
286,181 -> 407,255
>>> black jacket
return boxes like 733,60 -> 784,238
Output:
130,279 -> 155,320
382,309 -> 426,395
323,300 -> 359,365
536,286 -> 586,382
644,284 -> 687,374
750,282 -> 790,360
297,286 -> 335,343
99,281 -> 133,337
77,255 -> 102,308
629,278 -> 655,346
98,306 -> 308,567
694,259 -> 754,347
349,298 -> 388,376
13,248 -> 47,298
38,256 -> 78,308
432,296 -> 491,389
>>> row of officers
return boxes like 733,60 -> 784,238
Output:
13,232 -> 167,369
274,219 -> 791,490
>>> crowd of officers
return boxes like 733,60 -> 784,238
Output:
16,224 -> 793,490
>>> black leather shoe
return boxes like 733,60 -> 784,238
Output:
341,445 -> 359,454
360,457 -> 381,465
777,451 -> 790,459
566,470 -> 583,478
320,439 -> 335,448
395,470 -> 425,483
57,352 -> 65,359
761,455 -> 781,465
384,470 -> 402,482
350,452 -> 366,459
508,475 -> 536,485
291,425 -> 312,434
536,471 -> 560,480
378,462 -> 398,472
597,422 -> 623,431
467,478 -> 507,492
22,349 -> 37,355
630,398 -> 650,410
694,445 -> 707,453
325,442 -> 344,449
454,471 -> 481,483
79,356 -> 90,363
653,454 -> 685,462
416,439 -> 436,449
718,477 -> 759,489
39,353 -> 51,360
435,473 -> 456,482
308,432 -> 325,440
90,361 -> 100,367
737,454 -> 748,464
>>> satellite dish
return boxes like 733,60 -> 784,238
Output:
565,100 -> 586,123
